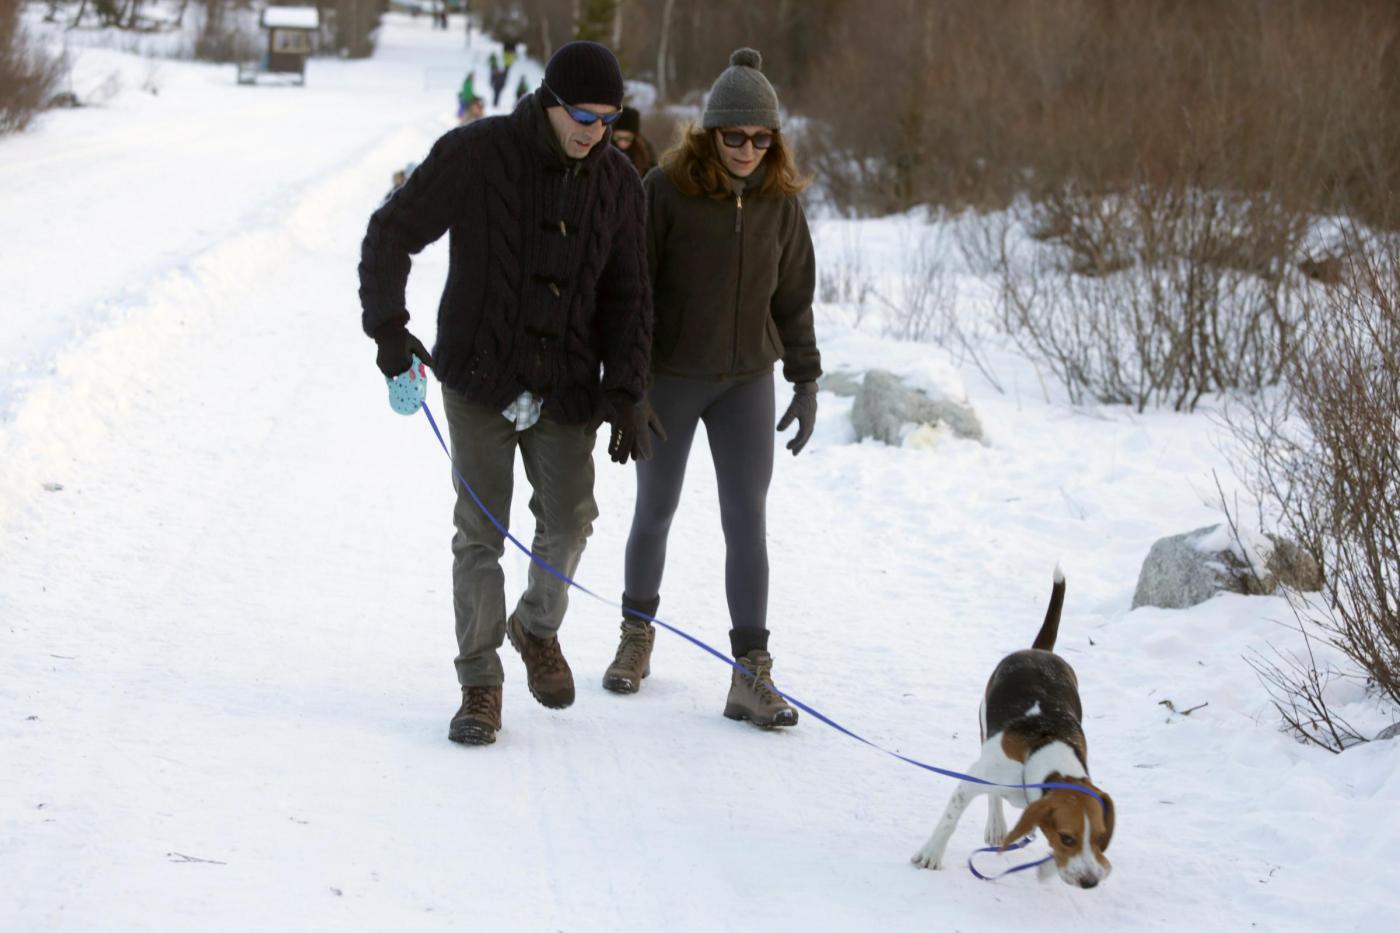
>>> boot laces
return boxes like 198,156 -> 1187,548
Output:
614,623 -> 652,669
744,658 -> 787,707
530,633 -> 569,676
464,687 -> 497,718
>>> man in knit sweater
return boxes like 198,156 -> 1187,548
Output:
358,41 -> 659,747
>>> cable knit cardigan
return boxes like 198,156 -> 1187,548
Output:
358,91 -> 652,424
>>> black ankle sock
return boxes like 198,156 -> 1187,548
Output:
621,593 -> 660,622
729,627 -> 769,659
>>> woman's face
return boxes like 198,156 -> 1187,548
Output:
612,130 -> 636,151
714,125 -> 772,178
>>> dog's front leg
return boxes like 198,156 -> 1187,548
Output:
984,794 -> 1007,846
911,782 -> 980,870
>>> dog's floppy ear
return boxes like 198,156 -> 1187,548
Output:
1096,790 -> 1115,850
1000,796 -> 1052,851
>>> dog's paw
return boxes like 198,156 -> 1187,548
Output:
984,803 -> 1007,846
910,846 -> 946,871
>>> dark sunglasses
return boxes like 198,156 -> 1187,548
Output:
544,83 -> 622,127
718,129 -> 775,150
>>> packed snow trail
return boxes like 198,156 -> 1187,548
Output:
3,14 -> 1398,933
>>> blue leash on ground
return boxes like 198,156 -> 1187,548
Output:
420,400 -> 1083,880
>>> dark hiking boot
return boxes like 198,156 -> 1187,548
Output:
603,618 -> 656,694
448,685 -> 502,745
724,650 -> 799,728
506,614 -> 575,709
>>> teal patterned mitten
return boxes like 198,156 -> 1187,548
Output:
386,355 -> 429,415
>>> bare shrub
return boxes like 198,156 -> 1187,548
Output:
816,227 -> 873,328
1,0 -> 70,135
1228,227 -> 1400,746
791,0 -> 1400,228
191,0 -> 255,63
962,186 -> 1309,411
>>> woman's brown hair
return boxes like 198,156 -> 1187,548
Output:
660,124 -> 810,200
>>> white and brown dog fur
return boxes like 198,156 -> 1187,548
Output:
910,568 -> 1115,887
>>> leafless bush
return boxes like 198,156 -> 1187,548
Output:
794,0 -> 1400,229
1,0 -> 70,135
191,0 -> 255,63
816,227 -> 873,328
1228,227 -> 1400,747
882,226 -> 950,343
962,186 -> 1309,411
1246,637 -> 1368,753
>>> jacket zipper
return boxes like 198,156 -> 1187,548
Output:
731,190 -> 744,372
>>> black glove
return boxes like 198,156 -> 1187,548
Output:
776,381 -> 818,455
588,394 -> 667,465
374,327 -> 435,377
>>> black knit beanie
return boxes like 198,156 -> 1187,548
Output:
614,106 -> 641,134
542,41 -> 624,109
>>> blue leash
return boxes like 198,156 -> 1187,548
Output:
420,400 -> 1083,880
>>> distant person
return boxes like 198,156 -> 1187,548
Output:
457,95 -> 485,125
384,161 -> 418,203
433,2 -> 448,30
358,41 -> 659,747
488,52 -> 508,106
604,49 -> 820,730
610,106 -> 655,177
456,69 -> 476,119
515,74 -> 531,103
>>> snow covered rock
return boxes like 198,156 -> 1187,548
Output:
850,368 -> 983,446
1376,722 -> 1400,742
1131,524 -> 1321,610
817,370 -> 862,397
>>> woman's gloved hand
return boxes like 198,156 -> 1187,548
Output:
777,381 -> 818,455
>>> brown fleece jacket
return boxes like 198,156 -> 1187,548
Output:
643,165 -> 821,384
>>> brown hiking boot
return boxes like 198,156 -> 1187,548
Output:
723,650 -> 798,728
603,618 -> 656,694
448,686 -> 502,745
506,614 -> 575,709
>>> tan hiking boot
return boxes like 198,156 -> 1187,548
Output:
603,618 -> 656,694
449,685 -> 502,745
506,614 -> 575,709
723,650 -> 798,728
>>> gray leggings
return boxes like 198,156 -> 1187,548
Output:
624,371 -> 775,636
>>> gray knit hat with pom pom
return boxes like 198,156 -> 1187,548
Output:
702,48 -> 780,129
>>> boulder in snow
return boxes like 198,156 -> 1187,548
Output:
850,368 -> 983,446
1131,524 -> 1322,610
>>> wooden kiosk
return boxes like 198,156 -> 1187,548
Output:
237,6 -> 320,86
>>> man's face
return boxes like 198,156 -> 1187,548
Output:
612,130 -> 636,151
547,102 -> 617,159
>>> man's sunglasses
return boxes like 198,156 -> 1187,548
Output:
544,83 -> 622,127
718,129 -> 775,150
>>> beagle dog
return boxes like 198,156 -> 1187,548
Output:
910,568 -> 1115,887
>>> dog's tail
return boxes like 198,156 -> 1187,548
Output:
1032,564 -> 1066,652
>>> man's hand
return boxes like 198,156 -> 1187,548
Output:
589,394 -> 667,465
777,381 -> 818,455
375,328 -> 435,378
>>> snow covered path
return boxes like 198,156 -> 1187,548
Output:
3,14 -> 1397,933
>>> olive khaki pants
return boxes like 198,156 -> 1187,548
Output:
442,387 -> 598,687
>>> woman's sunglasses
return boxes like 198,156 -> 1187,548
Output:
718,129 -> 775,150
544,83 -> 623,127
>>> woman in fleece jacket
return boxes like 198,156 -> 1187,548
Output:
603,48 -> 822,729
